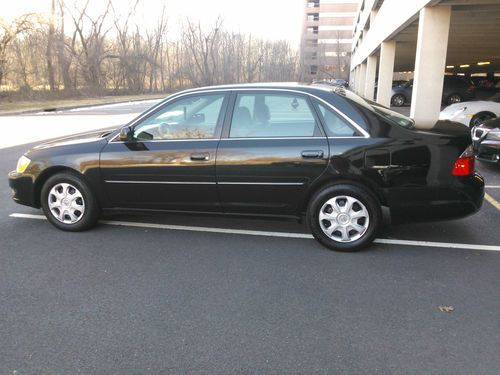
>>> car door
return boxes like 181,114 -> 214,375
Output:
216,90 -> 330,216
99,92 -> 229,211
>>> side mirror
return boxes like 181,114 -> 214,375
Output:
118,126 -> 133,142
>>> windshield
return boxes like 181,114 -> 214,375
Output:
335,88 -> 415,129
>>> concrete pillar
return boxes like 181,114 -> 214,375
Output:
376,40 -> 396,107
358,62 -> 367,96
353,66 -> 358,92
410,5 -> 451,128
364,55 -> 377,100
350,69 -> 356,91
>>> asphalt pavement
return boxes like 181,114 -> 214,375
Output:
0,103 -> 499,374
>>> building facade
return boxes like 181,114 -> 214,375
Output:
300,0 -> 360,82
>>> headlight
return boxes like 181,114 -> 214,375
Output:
486,130 -> 500,141
16,155 -> 31,173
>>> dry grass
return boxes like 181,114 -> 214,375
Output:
0,93 -> 169,115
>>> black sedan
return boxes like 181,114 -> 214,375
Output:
472,116 -> 500,163
8,83 -> 484,252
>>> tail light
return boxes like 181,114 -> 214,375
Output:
452,146 -> 475,176
467,85 -> 476,93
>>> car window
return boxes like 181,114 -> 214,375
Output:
314,101 -> 360,137
341,90 -> 415,129
133,94 -> 225,140
229,93 -> 319,138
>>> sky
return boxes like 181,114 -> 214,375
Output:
2,0 -> 305,47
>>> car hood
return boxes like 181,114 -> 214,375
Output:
441,101 -> 500,114
31,127 -> 116,151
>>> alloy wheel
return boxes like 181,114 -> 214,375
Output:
448,94 -> 462,104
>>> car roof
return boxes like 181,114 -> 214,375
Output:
171,82 -> 338,96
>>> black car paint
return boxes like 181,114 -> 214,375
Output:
9,84 -> 484,223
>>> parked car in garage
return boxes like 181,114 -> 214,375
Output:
392,80 -> 408,88
472,116 -> 500,163
439,92 -> 500,128
391,76 -> 476,107
8,83 -> 484,252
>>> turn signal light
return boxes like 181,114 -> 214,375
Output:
452,156 -> 475,176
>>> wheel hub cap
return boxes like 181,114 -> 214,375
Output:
48,183 -> 85,224
319,195 -> 370,243
337,213 -> 350,225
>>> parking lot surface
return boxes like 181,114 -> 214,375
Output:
1,117 -> 499,374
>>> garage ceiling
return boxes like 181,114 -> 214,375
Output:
389,0 -> 500,72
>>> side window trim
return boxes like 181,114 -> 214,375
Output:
113,92 -> 229,142
311,99 -> 362,138
225,90 -> 324,139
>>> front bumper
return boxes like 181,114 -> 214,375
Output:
475,140 -> 500,163
8,170 -> 38,208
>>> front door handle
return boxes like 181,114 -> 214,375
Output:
301,150 -> 324,159
190,153 -> 210,161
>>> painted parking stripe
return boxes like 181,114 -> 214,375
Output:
9,213 -> 500,252
485,193 -> 500,211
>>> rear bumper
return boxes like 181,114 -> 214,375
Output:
8,170 -> 38,208
390,173 -> 485,223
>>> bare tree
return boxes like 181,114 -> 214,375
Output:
0,14 -> 33,88
182,18 -> 223,86
67,0 -> 113,93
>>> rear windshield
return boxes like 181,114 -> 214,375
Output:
333,88 -> 415,129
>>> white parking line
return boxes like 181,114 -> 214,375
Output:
9,213 -> 500,252
485,185 -> 500,189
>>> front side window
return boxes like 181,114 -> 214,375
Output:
133,94 -> 225,140
229,93 -> 319,138
314,101 -> 360,137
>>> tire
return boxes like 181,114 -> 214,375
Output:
470,113 -> 495,128
391,94 -> 405,107
446,93 -> 462,105
41,172 -> 100,231
307,184 -> 381,252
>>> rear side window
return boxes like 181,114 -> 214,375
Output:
313,101 -> 360,137
229,93 -> 320,138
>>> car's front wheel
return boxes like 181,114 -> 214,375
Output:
391,94 -> 405,107
41,172 -> 100,231
307,184 -> 381,252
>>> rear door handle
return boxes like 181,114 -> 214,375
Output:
301,150 -> 324,159
190,153 -> 210,161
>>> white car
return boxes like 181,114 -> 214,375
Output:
439,93 -> 500,128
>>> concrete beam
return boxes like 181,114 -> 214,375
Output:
364,55 -> 377,100
410,5 -> 451,128
376,40 -> 396,107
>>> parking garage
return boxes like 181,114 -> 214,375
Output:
349,0 -> 500,128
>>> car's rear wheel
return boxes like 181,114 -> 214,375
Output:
307,184 -> 381,252
41,172 -> 100,231
446,93 -> 462,105
391,94 -> 405,107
